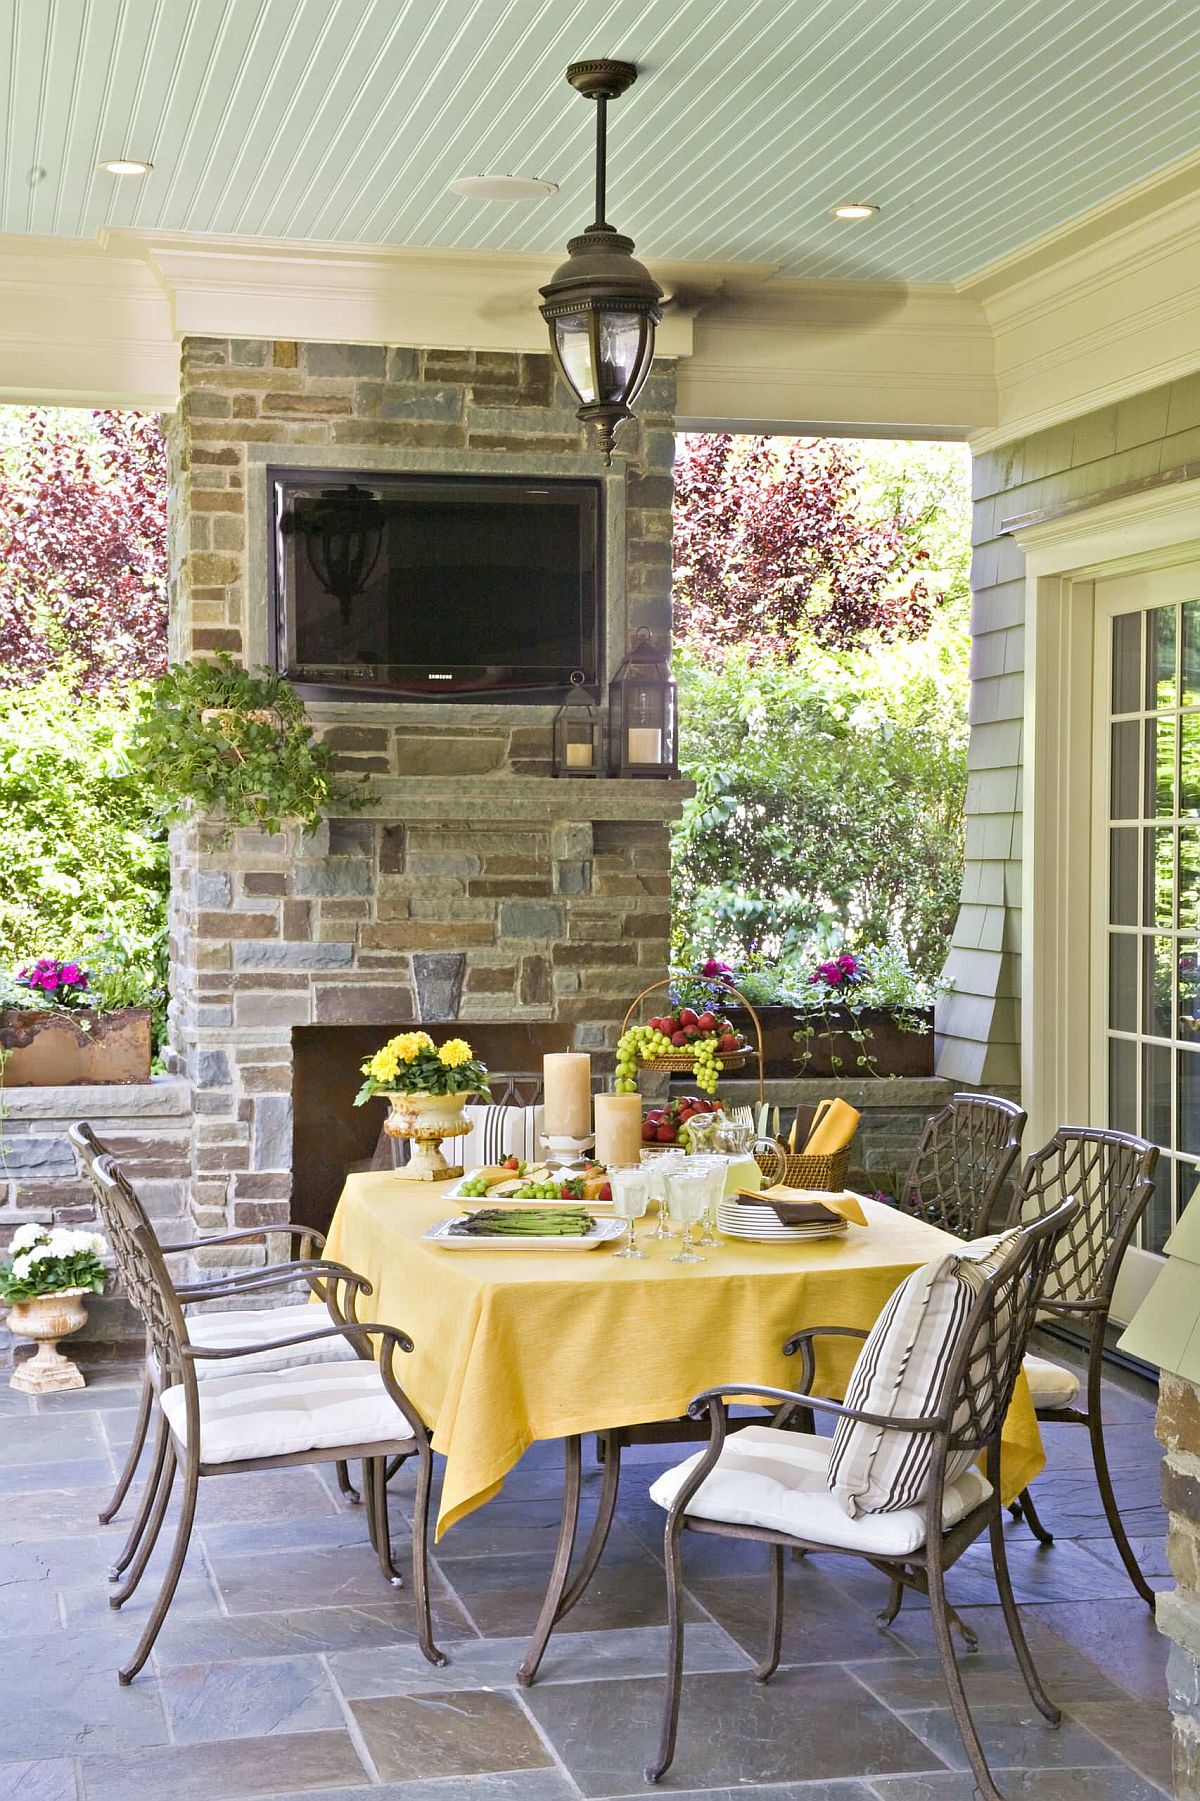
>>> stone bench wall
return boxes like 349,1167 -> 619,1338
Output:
0,1077 -> 192,1357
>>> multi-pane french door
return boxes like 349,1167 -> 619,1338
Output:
1094,566 -> 1200,1273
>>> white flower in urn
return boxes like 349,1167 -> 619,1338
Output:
0,1225 -> 108,1304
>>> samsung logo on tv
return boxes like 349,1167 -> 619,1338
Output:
426,673 -> 453,681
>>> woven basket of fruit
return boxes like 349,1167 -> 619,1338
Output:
616,978 -> 764,1101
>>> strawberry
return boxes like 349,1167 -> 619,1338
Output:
641,1119 -> 659,1142
598,1182 -> 613,1203
679,1007 -> 699,1027
697,1012 -> 718,1032
656,1123 -> 677,1143
670,1030 -> 689,1048
718,1033 -> 739,1053
502,1155 -> 520,1171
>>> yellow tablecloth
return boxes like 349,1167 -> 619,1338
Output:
325,1174 -> 1044,1538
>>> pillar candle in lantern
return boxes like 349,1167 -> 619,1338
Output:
627,726 -> 662,764
594,1092 -> 644,1167
542,1052 -> 593,1139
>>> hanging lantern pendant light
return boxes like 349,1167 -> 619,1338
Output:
539,60 -> 663,465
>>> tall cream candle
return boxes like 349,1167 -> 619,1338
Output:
542,1052 -> 592,1139
594,1092 -> 644,1167
627,726 -> 662,765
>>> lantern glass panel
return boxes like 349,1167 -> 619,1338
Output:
554,315 -> 597,405
597,312 -> 642,396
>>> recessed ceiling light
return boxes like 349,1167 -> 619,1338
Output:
832,201 -> 879,220
448,174 -> 558,202
100,157 -> 153,176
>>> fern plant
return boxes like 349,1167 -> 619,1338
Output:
128,655 -> 375,836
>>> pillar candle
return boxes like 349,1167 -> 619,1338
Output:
627,726 -> 662,764
565,739 -> 593,768
542,1052 -> 592,1139
594,1092 -> 644,1167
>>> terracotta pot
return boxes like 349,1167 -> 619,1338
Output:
6,1287 -> 89,1392
381,1090 -> 476,1182
0,1007 -> 152,1086
792,1007 -> 935,1078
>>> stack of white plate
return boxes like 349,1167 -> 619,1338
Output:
716,1199 -> 848,1244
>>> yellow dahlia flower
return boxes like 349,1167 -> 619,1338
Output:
437,1037 -> 474,1068
392,1031 -> 434,1063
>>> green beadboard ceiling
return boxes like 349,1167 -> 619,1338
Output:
6,0 -> 1200,282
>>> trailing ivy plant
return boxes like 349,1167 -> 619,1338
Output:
128,655 -> 375,836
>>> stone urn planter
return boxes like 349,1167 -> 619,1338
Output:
7,1288 -> 89,1392
793,1007 -> 935,1078
0,1006 -> 152,1085
381,1090 -> 477,1181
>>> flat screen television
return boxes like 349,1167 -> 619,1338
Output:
268,469 -> 602,702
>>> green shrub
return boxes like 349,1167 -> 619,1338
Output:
0,669 -> 167,1032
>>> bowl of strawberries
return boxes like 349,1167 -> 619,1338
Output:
640,1095 -> 726,1148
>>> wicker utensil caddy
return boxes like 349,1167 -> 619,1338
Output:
753,1143 -> 852,1191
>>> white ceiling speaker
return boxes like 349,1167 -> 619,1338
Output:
448,174 -> 559,201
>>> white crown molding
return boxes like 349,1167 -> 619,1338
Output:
963,149 -> 1200,451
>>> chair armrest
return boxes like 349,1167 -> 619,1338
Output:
685,1382 -> 939,1436
178,1261 -> 371,1305
1037,1296 -> 1107,1315
782,1325 -> 869,1396
160,1224 -> 326,1256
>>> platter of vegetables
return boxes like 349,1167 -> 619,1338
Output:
449,1157 -> 613,1205
425,1207 -> 625,1251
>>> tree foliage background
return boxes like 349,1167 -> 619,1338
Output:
671,435 -> 971,978
0,409 -> 168,1009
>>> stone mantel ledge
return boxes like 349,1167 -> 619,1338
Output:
324,776 -> 693,823
0,1074 -> 192,1120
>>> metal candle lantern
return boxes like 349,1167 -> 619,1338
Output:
538,60 -> 663,465
553,683 -> 604,776
609,631 -> 678,777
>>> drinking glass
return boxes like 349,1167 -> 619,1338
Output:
664,1166 -> 709,1264
689,1154 -> 729,1248
641,1149 -> 685,1239
608,1165 -> 650,1259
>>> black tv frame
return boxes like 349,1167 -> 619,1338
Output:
267,467 -> 604,705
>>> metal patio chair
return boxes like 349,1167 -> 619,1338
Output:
1008,1125 -> 1159,1606
90,1154 -> 444,1684
646,1197 -> 1078,1801
899,1092 -> 1026,1237
70,1120 -> 364,1524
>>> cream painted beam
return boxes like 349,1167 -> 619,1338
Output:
0,236 -> 176,407
677,278 -> 994,437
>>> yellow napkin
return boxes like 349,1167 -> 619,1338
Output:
802,1097 -> 861,1156
740,1184 -> 869,1228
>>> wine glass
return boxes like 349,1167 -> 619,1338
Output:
664,1166 -> 710,1264
689,1154 -> 729,1248
608,1165 -> 650,1259
641,1148 -> 684,1239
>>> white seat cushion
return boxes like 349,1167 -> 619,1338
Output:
1023,1353 -> 1081,1409
159,1360 -> 415,1464
154,1303 -> 358,1381
827,1228 -> 1021,1518
649,1425 -> 992,1558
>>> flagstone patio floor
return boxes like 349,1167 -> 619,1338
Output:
0,1355 -> 1174,1800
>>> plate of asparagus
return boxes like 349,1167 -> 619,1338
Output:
424,1207 -> 624,1250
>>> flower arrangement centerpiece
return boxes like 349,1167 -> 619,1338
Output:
354,1032 -> 490,1182
1,1224 -> 108,1394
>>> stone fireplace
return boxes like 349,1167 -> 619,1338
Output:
165,336 -> 682,1240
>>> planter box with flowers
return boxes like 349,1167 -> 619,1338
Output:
0,956 -> 155,1087
677,947 -> 946,1080
2,1223 -> 108,1392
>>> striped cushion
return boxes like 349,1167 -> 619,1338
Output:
461,1103 -> 544,1169
175,1302 -> 358,1380
827,1229 -> 1021,1518
159,1360 -> 417,1463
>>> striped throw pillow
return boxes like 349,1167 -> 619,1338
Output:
461,1103 -> 544,1169
826,1229 -> 1021,1518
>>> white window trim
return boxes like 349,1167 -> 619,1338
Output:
1014,476 -> 1200,1157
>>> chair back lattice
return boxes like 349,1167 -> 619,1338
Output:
1015,1126 -> 1158,1308
69,1121 -> 136,1285
900,1093 -> 1027,1239
941,1196 -> 1079,1457
92,1155 -> 192,1391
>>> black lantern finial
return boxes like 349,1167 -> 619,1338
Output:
539,60 -> 663,466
